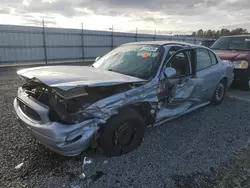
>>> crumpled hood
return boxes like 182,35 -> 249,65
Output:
17,66 -> 146,91
213,50 -> 250,62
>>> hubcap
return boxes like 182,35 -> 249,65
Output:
113,122 -> 135,146
215,83 -> 224,101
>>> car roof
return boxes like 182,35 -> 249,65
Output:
122,40 -> 197,47
201,39 -> 217,41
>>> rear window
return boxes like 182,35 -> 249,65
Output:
211,37 -> 250,51
209,51 -> 218,65
196,48 -> 212,71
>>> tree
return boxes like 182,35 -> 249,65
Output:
197,29 -> 204,37
220,29 -> 230,36
230,28 -> 247,35
191,28 -> 248,38
206,29 -> 213,38
192,32 -> 196,36
215,30 -> 220,38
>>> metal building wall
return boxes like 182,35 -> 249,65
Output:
0,24 -> 206,65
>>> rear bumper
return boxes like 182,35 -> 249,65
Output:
13,88 -> 100,156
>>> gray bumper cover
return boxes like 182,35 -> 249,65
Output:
13,88 -> 99,156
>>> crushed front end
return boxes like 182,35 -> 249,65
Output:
13,78 -> 141,156
13,81 -> 104,156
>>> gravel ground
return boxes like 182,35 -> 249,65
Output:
1,67 -> 250,188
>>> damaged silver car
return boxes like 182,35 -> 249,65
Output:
13,41 -> 234,157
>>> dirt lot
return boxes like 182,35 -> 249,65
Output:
1,66 -> 250,188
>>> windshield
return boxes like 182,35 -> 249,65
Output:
211,37 -> 250,51
201,40 -> 215,47
92,44 -> 164,80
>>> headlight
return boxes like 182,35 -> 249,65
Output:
232,61 -> 248,69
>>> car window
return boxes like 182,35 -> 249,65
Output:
228,38 -> 250,50
201,41 -> 215,47
166,51 -> 190,77
165,46 -> 183,61
209,51 -> 217,65
196,48 -> 212,71
211,37 -> 250,51
93,45 -> 164,80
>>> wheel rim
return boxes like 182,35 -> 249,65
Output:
113,122 -> 136,147
215,83 -> 224,101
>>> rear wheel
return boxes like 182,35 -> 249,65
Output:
211,80 -> 226,105
98,108 -> 145,157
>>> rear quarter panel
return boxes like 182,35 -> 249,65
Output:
221,60 -> 234,87
196,59 -> 233,101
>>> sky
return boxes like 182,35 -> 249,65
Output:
0,0 -> 250,34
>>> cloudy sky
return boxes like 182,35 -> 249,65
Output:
0,0 -> 250,34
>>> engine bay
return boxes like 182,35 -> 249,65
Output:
21,80 -> 133,124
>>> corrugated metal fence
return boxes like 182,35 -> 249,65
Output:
0,24 -> 207,65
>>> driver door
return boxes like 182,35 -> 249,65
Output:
156,48 -> 203,121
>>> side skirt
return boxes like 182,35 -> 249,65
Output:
152,101 -> 210,127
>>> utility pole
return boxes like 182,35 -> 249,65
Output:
42,19 -> 48,64
135,28 -> 138,42
111,25 -> 114,49
81,23 -> 84,62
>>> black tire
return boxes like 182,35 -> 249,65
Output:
98,107 -> 145,157
211,80 -> 226,105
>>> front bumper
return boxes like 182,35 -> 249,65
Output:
13,88 -> 100,156
233,68 -> 250,87
233,69 -> 249,81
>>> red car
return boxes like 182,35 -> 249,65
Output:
211,35 -> 250,90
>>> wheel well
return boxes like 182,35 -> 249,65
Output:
119,103 -> 155,126
221,77 -> 228,87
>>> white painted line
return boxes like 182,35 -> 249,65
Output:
228,95 -> 250,103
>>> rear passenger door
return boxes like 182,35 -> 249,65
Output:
195,48 -> 221,100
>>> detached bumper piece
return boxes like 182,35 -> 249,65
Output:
13,87 -> 99,156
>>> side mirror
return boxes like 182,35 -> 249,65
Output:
95,56 -> 101,62
164,67 -> 176,78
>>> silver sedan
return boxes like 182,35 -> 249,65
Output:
13,41 -> 234,157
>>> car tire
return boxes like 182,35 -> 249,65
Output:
98,107 -> 145,157
211,80 -> 226,105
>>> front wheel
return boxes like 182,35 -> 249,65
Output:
211,80 -> 226,105
98,108 -> 145,157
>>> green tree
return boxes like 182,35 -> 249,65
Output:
230,28 -> 247,35
197,29 -> 204,37
220,29 -> 231,36
192,28 -> 248,38
215,30 -> 220,38
206,29 -> 213,38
